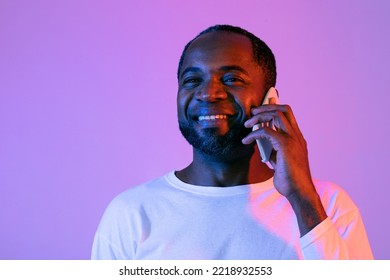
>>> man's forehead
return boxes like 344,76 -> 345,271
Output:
181,31 -> 255,70
188,31 -> 253,54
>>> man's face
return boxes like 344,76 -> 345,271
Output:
177,31 -> 267,158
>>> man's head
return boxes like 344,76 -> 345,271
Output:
177,25 -> 277,160
177,25 -> 276,91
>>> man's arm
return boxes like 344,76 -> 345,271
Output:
300,204 -> 373,259
242,103 -> 373,259
243,103 -> 327,235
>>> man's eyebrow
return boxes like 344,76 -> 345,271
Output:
180,67 -> 202,80
219,65 -> 249,75
179,65 -> 249,80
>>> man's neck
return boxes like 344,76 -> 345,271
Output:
176,146 -> 274,187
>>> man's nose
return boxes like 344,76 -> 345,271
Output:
197,79 -> 228,102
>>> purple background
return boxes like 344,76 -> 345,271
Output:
1,0 -> 389,259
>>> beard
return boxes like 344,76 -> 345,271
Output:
179,119 -> 253,159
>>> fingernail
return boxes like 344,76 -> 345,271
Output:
269,97 -> 276,104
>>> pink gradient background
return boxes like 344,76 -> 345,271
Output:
1,0 -> 389,259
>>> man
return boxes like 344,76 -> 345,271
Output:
92,25 -> 373,259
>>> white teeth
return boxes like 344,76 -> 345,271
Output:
198,115 -> 227,121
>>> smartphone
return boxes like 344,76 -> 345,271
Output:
252,87 -> 279,163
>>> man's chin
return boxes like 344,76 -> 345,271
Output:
179,122 -> 252,159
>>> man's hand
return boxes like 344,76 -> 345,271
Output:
242,103 -> 327,236
242,103 -> 313,197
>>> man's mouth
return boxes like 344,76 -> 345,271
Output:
197,114 -> 228,121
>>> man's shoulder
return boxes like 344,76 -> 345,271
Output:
110,171 -> 173,206
312,179 -> 359,218
313,179 -> 350,200
96,172 -> 173,227
313,179 -> 345,194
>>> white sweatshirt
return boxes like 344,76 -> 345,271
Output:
92,171 -> 373,259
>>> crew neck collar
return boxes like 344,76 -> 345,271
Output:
165,170 -> 274,196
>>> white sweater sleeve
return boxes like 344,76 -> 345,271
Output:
299,212 -> 374,259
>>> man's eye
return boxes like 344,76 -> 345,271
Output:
184,78 -> 197,83
223,77 -> 243,84
183,78 -> 201,85
225,78 -> 238,82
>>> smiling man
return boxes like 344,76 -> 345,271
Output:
92,25 -> 373,259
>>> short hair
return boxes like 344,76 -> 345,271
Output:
177,24 -> 277,90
